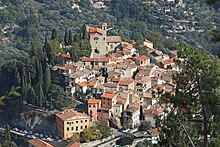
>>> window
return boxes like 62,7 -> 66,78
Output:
89,105 -> 91,107
85,120 -> 87,122
103,102 -> 105,104
76,126 -> 78,131
85,125 -> 88,128
94,37 -> 99,40
90,110 -> 92,114
108,102 -> 109,105
103,37 -> 106,40
71,127 -> 74,130
67,127 -> 69,131
76,121 -> 78,123
81,120 -> 83,123
95,49 -> 99,54
116,109 -> 117,113
93,105 -> 95,108
81,126 -> 83,129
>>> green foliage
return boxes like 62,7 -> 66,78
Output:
138,121 -> 151,132
96,121 -> 111,138
158,43 -> 220,146
44,63 -> 51,93
81,121 -> 111,142
136,139 -> 154,147
116,133 -> 134,146
64,29 -> 69,46
71,133 -> 80,143
51,28 -> 58,41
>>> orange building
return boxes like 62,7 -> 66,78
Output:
88,98 -> 101,122
55,109 -> 90,139
101,92 -> 117,109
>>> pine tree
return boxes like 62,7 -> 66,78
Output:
51,28 -> 58,40
82,24 -> 88,39
64,29 -> 69,46
68,30 -> 73,45
44,63 -> 51,94
49,96 -> 53,110
14,67 -> 21,87
158,44 -> 220,147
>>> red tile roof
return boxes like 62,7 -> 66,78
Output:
56,109 -> 88,121
56,54 -> 71,59
89,28 -> 104,35
133,55 -> 149,61
66,142 -> 81,147
119,78 -> 134,85
144,109 -> 163,115
88,99 -> 101,104
28,138 -> 53,147
101,92 -> 116,99
76,82 -> 88,87
122,42 -> 133,50
160,58 -> 175,66
123,49 -> 132,55
103,83 -> 118,88
80,57 -> 110,63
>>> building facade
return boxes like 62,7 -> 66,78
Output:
56,109 -> 90,139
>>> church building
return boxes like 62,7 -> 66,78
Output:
89,23 -> 122,58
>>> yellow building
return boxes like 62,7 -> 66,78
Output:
55,109 -> 90,139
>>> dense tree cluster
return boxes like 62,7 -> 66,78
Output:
157,43 -> 220,146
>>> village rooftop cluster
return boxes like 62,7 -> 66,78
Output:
50,23 -> 178,141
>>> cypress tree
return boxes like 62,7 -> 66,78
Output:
51,28 -> 58,40
49,96 -> 53,110
39,63 -> 43,84
14,67 -> 21,87
38,83 -> 44,107
27,72 -> 32,85
28,85 -> 36,104
64,29 -> 69,46
68,30 -> 73,45
82,24 -> 88,39
44,63 -> 51,94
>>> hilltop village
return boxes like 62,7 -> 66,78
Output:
26,23 -> 179,146
53,23 -> 177,138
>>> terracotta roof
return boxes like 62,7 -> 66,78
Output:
101,92 -> 116,99
80,57 -> 110,63
123,49 -> 132,55
116,100 -> 126,105
119,78 -> 134,85
106,36 -> 122,43
144,109 -> 163,115
103,83 -> 118,88
28,138 -> 53,147
88,98 -> 101,104
121,42 -> 133,50
126,107 -> 139,113
76,82 -> 88,87
89,28 -> 104,35
148,128 -> 160,136
66,142 -> 80,147
56,109 -> 88,121
56,54 -> 71,59
124,59 -> 135,63
160,58 -> 175,66
57,65 -> 74,71
133,55 -> 149,61
88,82 -> 96,87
